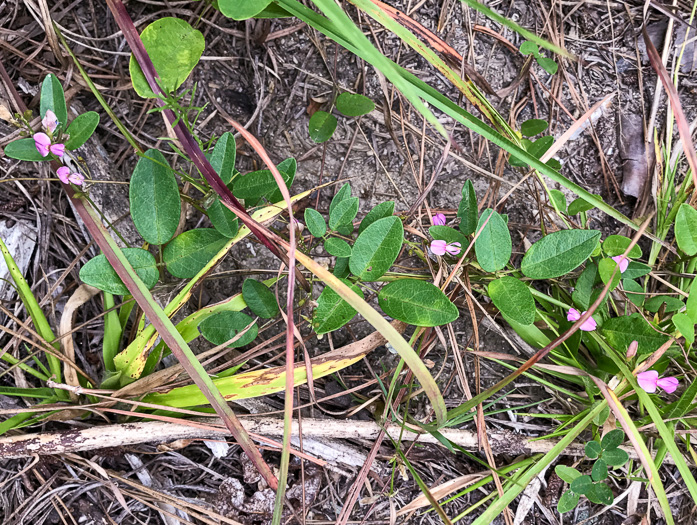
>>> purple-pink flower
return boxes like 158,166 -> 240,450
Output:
42,110 -> 59,134
611,255 -> 629,273
431,240 -> 461,256
56,166 -> 84,186
432,213 -> 446,226
567,307 -> 597,332
637,370 -> 679,394
34,132 -> 65,158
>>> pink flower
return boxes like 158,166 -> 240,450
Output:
42,110 -> 58,134
567,307 -> 597,332
637,370 -> 679,394
431,240 -> 461,256
56,166 -> 71,184
432,213 -> 446,226
611,255 -> 629,273
34,132 -> 51,156
68,171 -> 84,185
49,143 -> 65,158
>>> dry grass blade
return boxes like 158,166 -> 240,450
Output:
397,473 -> 488,515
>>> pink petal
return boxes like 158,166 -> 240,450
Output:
612,255 -> 629,273
430,240 -> 447,256
579,315 -> 597,332
56,166 -> 71,184
42,110 -> 58,134
567,307 -> 581,322
445,242 -> 462,256
50,143 -> 65,158
34,132 -> 51,157
432,213 -> 446,226
637,370 -> 659,393
68,172 -> 84,185
656,377 -> 679,394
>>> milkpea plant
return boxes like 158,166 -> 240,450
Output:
2,4 -> 697,521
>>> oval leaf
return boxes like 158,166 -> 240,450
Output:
64,112 -> 99,150
304,208 -> 327,238
520,118 -> 548,137
521,229 -> 601,279
4,138 -> 48,162
336,93 -> 375,116
313,279 -> 363,334
163,228 -> 229,278
474,209 -> 511,272
199,311 -> 258,347
129,18 -> 205,98
429,225 -> 469,248
378,279 -> 458,327
457,180 -> 478,235
602,235 -> 642,258
242,279 -> 279,319
328,197 -> 359,230
488,277 -> 536,325
308,110 -> 337,143
676,203 -> 697,256
359,201 -> 394,235
329,183 -> 352,215
207,197 -> 239,238
349,216 -> 403,281
324,237 -> 352,257
567,197 -> 596,215
219,0 -> 273,20
40,74 -> 67,127
80,248 -> 158,295
207,132 -> 236,184
129,149 -> 181,245
601,313 -> 670,356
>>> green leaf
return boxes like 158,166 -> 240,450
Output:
537,56 -> 558,75
687,277 -> 697,323
593,403 -> 611,426
597,258 -> 621,291
587,482 -> 613,505
324,237 -> 352,257
675,203 -> 697,256
621,261 -> 651,280
428,226 -> 469,248
509,138 -> 533,167
570,475 -> 594,496
359,201 -> 395,235
233,166 -> 294,206
528,136 -> 554,158
622,278 -> 644,307
602,235 -> 642,258
336,92 -> 375,116
601,429 -> 625,451
521,118 -> 548,136
521,229 -> 601,280
308,110 -> 337,143
557,490 -> 579,514
4,138 -> 48,162
585,440 -> 601,459
129,149 -> 181,245
163,228 -> 229,278
549,189 -> 567,213
304,208 -> 327,237
329,197 -> 359,230
199,311 -> 258,347
80,248 -> 158,295
349,216 -> 403,281
207,197 -> 239,238
64,112 -> 99,150
474,209 -> 511,272
242,279 -> 279,319
673,312 -> 695,345
488,277 -> 536,325
207,132 -> 236,185
129,18 -> 205,99
567,196 -> 595,215
313,279 -> 362,334
591,459 -> 608,481
40,74 -> 67,126
555,465 -> 582,484
333,256 -> 350,278
219,0 -> 273,19
519,41 -> 539,56
602,313 -> 670,356
378,279 -> 458,327
329,183 -> 352,215
644,296 -> 684,313
267,158 -> 297,203
457,180 -> 478,235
